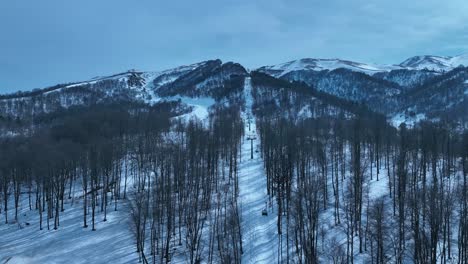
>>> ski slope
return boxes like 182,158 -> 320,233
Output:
239,77 -> 279,263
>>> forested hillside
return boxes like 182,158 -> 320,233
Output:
251,72 -> 468,263
0,59 -> 467,263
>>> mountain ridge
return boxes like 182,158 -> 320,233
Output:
257,53 -> 468,77
2,53 -> 467,96
0,55 -> 466,129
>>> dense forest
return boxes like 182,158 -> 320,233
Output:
0,70 -> 467,263
251,73 -> 468,263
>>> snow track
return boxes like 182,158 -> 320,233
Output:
239,77 -> 279,263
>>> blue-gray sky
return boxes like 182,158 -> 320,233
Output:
1,0 -> 467,93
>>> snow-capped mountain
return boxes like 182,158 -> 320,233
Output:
257,58 -> 402,77
270,68 -> 402,113
399,54 -> 468,72
0,60 -> 247,119
0,54 -> 466,128
256,57 -> 438,101
256,54 -> 467,127
258,53 -> 468,78
58,60 -> 218,102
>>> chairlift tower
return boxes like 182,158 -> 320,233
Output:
246,133 -> 257,159
247,114 -> 252,132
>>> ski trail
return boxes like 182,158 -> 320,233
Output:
239,77 -> 279,264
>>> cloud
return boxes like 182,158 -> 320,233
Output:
0,0 -> 467,92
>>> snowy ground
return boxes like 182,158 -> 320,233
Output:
238,77 -> 280,263
390,112 -> 426,128
238,127 -> 279,264
0,95 -> 213,264
0,194 -> 138,264
168,96 -> 215,121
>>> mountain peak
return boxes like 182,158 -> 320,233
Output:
399,54 -> 468,72
399,55 -> 451,71
258,53 -> 468,77
257,57 -> 401,77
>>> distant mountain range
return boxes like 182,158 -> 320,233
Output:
257,54 -> 468,128
1,54 -> 467,130
258,54 -> 468,77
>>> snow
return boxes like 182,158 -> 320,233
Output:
449,53 -> 468,68
390,112 -> 426,128
65,81 -> 98,89
239,77 -> 281,263
400,53 -> 468,72
367,175 -> 390,200
0,192 -> 138,264
259,53 -> 468,78
297,105 -> 312,119
390,113 -> 406,127
40,61 -> 214,100
151,61 -> 210,89
40,81 -> 99,95
259,58 -> 403,77
166,96 -> 215,121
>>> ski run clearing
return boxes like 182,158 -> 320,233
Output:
239,77 -> 279,263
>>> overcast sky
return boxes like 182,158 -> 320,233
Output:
1,0 -> 467,93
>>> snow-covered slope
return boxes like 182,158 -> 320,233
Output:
391,66 -> 468,128
256,54 -> 467,120
258,54 -> 468,78
1,54 -> 466,127
0,60 -> 247,120
256,67 -> 401,113
0,181 -> 139,264
60,61 -> 214,103
257,58 -> 401,77
399,53 -> 468,72
239,77 -> 282,263
373,69 -> 437,90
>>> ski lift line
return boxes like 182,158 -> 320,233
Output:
239,77 -> 280,262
